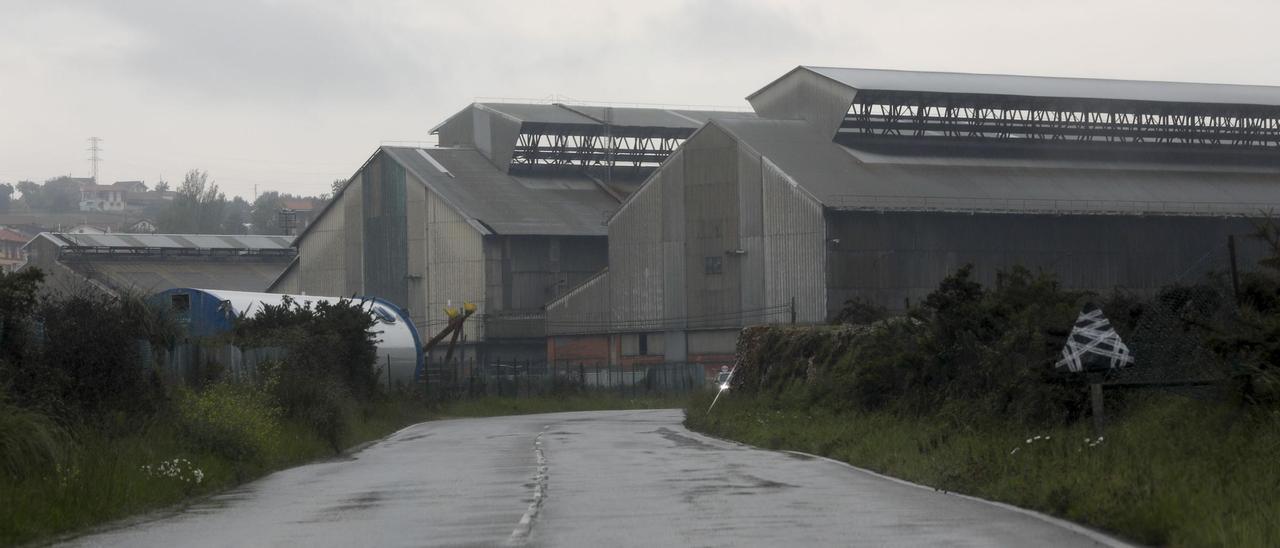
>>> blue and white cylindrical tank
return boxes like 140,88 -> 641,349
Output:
151,288 -> 425,386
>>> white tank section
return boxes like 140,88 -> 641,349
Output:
187,289 -> 424,387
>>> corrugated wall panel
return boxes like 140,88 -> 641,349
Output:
298,184 -> 347,297
661,152 -> 687,327
546,270 -> 610,335
343,173 -> 364,294
272,262 -> 299,294
609,168 -> 666,331
362,154 -> 409,307
488,113 -> 522,172
435,106 -> 474,147
484,239 -> 505,311
473,108 -> 493,158
737,146 -> 766,325
763,158 -> 826,324
683,125 -> 740,329
405,177 -> 427,328
425,185 -> 485,341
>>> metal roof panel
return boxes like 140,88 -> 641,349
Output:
44,233 -> 293,250
473,103 -> 754,129
803,66 -> 1280,107
383,147 -> 619,236
711,118 -> 1280,216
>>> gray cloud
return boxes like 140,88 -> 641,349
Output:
66,0 -> 422,105
4,0 -> 1280,200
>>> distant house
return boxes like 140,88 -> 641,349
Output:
280,197 -> 323,233
122,218 -> 157,234
0,227 -> 32,272
79,184 -> 127,212
112,180 -> 147,194
126,189 -> 176,214
22,232 -> 296,295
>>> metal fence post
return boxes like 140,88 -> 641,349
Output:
1091,383 -> 1106,436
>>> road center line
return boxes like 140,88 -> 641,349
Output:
507,425 -> 550,545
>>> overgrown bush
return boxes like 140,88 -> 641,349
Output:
734,265 -> 1091,425
831,297 -> 887,325
176,383 -> 281,462
233,297 -> 379,451
0,269 -> 175,423
1206,219 -> 1280,406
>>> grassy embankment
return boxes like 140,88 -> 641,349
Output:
0,396 -> 427,546
682,260 -> 1280,547
686,391 -> 1280,547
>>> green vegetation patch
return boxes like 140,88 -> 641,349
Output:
687,392 -> 1280,547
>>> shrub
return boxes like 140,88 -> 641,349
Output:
831,297 -> 887,325
1,274 -> 175,424
259,359 -> 353,453
732,265 -> 1091,425
177,383 -> 281,462
231,297 -> 380,451
0,395 -> 72,481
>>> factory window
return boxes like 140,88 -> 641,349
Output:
638,333 -> 649,356
171,294 -> 190,313
704,256 -> 722,275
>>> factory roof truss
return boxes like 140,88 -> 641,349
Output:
759,67 -> 1280,153
433,103 -> 756,175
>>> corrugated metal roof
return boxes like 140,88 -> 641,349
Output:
74,261 -> 290,293
795,66 -> 1280,107
382,146 -> 619,236
435,103 -> 755,133
711,118 -> 1280,216
0,228 -> 30,243
553,104 -> 756,129
40,233 -> 294,249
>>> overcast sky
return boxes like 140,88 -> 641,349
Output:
2,0 -> 1278,200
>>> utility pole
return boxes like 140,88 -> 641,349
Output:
87,137 -> 103,183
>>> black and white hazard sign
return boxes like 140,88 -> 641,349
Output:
1055,303 -> 1134,373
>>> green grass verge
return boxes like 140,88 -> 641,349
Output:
0,398 -> 431,547
685,391 -> 1280,547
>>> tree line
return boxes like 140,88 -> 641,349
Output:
0,170 -> 343,235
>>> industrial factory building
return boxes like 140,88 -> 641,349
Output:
547,66 -> 1280,371
22,232 -> 295,295
274,102 -> 754,363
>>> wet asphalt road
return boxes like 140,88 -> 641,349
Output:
66,409 -> 1126,548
